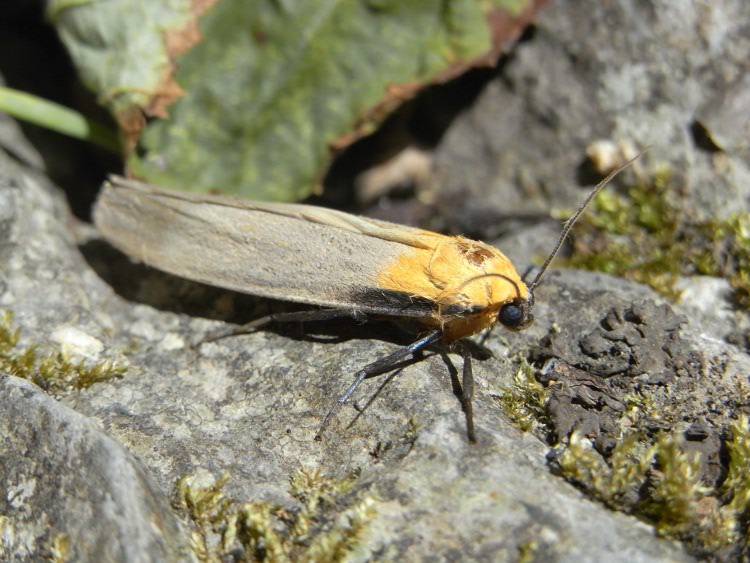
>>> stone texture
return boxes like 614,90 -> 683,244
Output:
0,374 -> 193,562
430,0 -> 750,236
5,0 -> 750,560
0,134 -> 691,563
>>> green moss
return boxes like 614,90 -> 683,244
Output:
698,414 -> 750,550
563,169 -> 750,308
174,468 -> 377,562
523,167 -> 750,556
556,421 -> 750,555
174,474 -> 233,560
618,388 -> 658,428
695,214 -> 750,308
517,539 -> 540,563
494,360 -> 549,432
0,311 -> 124,392
558,431 -> 649,508
724,415 -> 750,515
645,434 -> 710,537
558,432 -> 706,535
46,533 -> 71,563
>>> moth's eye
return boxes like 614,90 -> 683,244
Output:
498,302 -> 525,328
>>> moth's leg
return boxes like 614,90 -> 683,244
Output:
315,330 -> 442,440
352,347 -> 427,414
197,308 -> 366,345
459,342 -> 477,443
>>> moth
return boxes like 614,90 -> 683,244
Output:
93,152 -> 642,442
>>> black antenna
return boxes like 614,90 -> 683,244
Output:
526,147 -> 649,295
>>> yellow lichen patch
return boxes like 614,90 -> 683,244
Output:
377,235 -> 528,339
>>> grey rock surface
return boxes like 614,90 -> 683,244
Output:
430,0 -> 750,234
0,374 -> 193,562
0,152 -> 693,561
4,0 -> 750,560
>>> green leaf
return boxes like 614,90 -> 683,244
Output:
48,0 -> 206,125
51,0 -> 533,201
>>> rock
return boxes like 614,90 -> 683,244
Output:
7,0 -> 750,559
530,272 -> 748,488
0,144 -> 692,563
0,374 -> 193,562
430,0 -> 750,236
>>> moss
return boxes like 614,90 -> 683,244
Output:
174,468 -> 377,562
0,311 -> 124,392
558,432 -> 705,533
618,388 -> 658,428
557,431 -> 650,508
644,434 -> 710,537
694,214 -> 750,308
555,421 -> 750,555
46,533 -> 71,563
517,539 -> 540,563
174,474 -> 233,560
562,169 -> 750,308
724,415 -> 750,517
494,359 -> 549,433
698,414 -> 750,551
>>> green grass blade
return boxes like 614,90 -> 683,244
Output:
0,86 -> 120,153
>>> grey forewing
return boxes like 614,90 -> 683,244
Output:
94,182 -> 436,318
